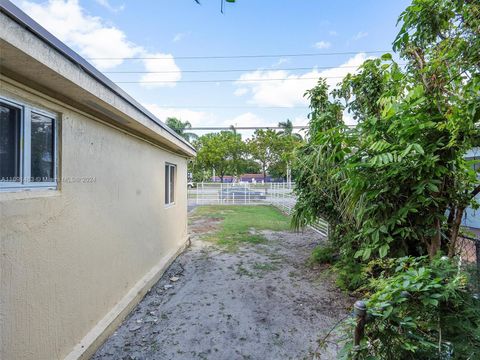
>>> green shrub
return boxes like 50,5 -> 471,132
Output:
310,245 -> 336,264
339,257 -> 480,359
335,260 -> 366,292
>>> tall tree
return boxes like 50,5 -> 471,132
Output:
166,117 -> 198,143
293,0 -> 480,262
194,131 -> 245,182
248,129 -> 281,182
278,119 -> 302,140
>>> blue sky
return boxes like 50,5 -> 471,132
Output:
13,0 -> 411,138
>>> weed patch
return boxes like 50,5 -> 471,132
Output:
195,205 -> 290,251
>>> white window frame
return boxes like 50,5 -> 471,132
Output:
0,96 -> 58,191
165,163 -> 176,206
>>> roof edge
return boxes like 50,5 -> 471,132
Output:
0,0 -> 196,154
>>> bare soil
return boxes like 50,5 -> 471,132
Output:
91,212 -> 351,360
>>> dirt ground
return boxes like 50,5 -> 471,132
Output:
92,210 -> 351,360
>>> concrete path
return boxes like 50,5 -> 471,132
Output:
91,213 -> 350,360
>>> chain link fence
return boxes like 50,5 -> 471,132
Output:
456,236 -> 479,264
188,182 -> 329,237
456,235 -> 480,291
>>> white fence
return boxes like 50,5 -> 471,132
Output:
188,182 -> 329,237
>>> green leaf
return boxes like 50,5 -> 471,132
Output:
362,248 -> 372,261
381,53 -> 393,61
427,183 -> 439,192
412,143 -> 424,155
379,244 -> 389,258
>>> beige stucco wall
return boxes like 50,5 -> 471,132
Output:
0,79 -> 189,360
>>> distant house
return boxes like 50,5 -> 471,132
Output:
463,147 -> 480,229
212,175 -> 235,183
240,173 -> 281,183
211,174 -> 284,183
0,2 -> 195,360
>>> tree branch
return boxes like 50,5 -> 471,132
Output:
471,184 -> 480,198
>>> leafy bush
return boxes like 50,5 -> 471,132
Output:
334,260 -> 366,292
292,0 -> 480,357
293,0 -> 480,269
310,245 -> 337,264
339,257 -> 480,359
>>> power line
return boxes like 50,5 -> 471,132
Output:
115,76 -> 345,84
149,105 -> 308,109
189,126 -> 308,130
89,50 -> 390,60
103,64 -> 381,74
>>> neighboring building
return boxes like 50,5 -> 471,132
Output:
240,173 -> 282,183
463,147 -> 480,229
211,175 -> 235,183
210,174 -> 283,183
0,2 -> 195,360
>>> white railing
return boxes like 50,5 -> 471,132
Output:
188,182 -> 329,237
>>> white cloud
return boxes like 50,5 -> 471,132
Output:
15,0 -> 139,70
95,0 -> 125,13
14,0 -> 182,85
234,53 -> 369,107
227,112 -> 278,139
329,30 -> 338,36
172,32 -> 188,43
314,40 -> 331,49
144,104 -> 209,126
234,88 -> 249,96
353,31 -> 368,40
140,53 -> 182,88
230,112 -> 275,127
272,57 -> 290,67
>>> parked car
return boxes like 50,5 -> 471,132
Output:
187,181 -> 196,189
219,187 -> 267,200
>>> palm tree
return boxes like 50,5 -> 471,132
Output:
166,117 -> 198,143
278,119 -> 302,140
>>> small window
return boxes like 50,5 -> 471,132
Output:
0,103 -> 21,182
165,163 -> 176,205
31,112 -> 55,182
0,98 -> 57,190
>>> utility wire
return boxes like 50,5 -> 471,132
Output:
88,50 -> 390,60
147,105 -> 308,109
115,76 -> 345,84
189,126 -> 308,130
103,64 -> 391,74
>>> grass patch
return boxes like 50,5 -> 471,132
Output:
194,205 -> 290,251
252,262 -> 279,272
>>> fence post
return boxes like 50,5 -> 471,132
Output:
353,300 -> 367,356
196,182 -> 199,205
245,182 -> 247,205
475,239 -> 480,291
273,182 -> 276,204
269,182 -> 272,204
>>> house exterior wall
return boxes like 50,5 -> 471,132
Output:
0,79 -> 189,360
